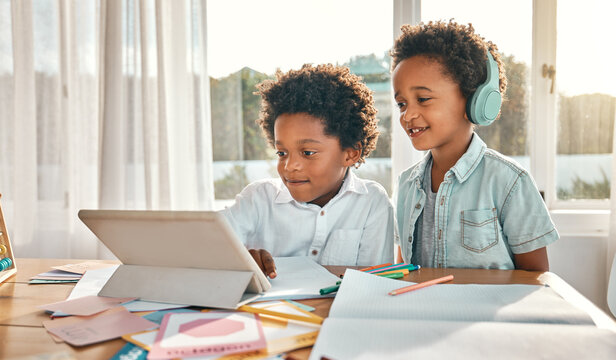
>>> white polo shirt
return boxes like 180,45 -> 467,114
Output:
220,170 -> 395,266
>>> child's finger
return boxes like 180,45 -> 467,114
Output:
249,249 -> 265,272
259,250 -> 277,279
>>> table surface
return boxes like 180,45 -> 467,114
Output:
1,258 -> 614,360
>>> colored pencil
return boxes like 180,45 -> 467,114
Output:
367,263 -> 418,274
359,263 -> 393,272
238,305 -> 323,324
388,274 -> 454,296
319,284 -> 340,295
373,268 -> 410,276
379,272 -> 405,279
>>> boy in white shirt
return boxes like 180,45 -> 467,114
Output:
221,64 -> 395,278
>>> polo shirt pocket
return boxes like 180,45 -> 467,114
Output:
320,229 -> 362,266
461,208 -> 499,253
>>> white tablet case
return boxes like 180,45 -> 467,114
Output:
78,210 -> 271,309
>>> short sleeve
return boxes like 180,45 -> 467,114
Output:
356,185 -> 396,265
500,172 -> 559,254
218,182 -> 263,246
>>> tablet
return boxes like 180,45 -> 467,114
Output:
78,209 -> 271,294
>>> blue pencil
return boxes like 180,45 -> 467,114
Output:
368,263 -> 419,274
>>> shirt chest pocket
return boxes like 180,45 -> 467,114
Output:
320,229 -> 362,266
460,208 -> 499,253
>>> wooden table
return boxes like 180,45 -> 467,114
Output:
1,259 -> 614,359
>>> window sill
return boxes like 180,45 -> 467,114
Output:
550,209 -> 609,237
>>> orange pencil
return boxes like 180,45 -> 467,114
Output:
373,269 -> 409,276
359,263 -> 392,272
388,274 -> 454,296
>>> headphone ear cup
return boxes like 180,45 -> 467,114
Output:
467,51 -> 502,126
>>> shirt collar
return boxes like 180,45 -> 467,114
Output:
449,133 -> 486,183
406,132 -> 486,184
274,168 -> 367,205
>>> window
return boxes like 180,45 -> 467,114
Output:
207,0 -> 394,202
554,0 -> 616,202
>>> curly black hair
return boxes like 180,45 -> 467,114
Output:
256,64 -> 379,165
390,20 -> 507,103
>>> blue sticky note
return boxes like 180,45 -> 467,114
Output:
110,343 -> 148,360
285,299 -> 315,312
142,308 -> 199,324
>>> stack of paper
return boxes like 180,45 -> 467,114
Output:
29,261 -> 117,284
310,269 -> 616,360
30,269 -> 82,284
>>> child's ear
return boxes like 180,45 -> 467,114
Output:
343,144 -> 362,167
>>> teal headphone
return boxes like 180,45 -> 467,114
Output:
466,51 -> 502,126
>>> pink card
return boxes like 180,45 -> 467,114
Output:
43,307 -> 157,346
148,311 -> 267,359
39,295 -> 137,316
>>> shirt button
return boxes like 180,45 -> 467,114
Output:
408,236 -> 413,243
311,249 -> 318,255
320,210 -> 325,216
415,203 -> 421,209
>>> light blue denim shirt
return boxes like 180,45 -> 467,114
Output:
395,133 -> 559,269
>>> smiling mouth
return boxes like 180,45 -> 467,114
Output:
407,127 -> 428,137
286,179 -> 309,185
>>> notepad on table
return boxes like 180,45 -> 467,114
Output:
309,269 -> 616,359
256,257 -> 341,301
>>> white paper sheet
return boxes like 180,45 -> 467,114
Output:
310,318 -> 616,360
329,269 -> 595,325
256,257 -> 341,301
308,269 -> 616,360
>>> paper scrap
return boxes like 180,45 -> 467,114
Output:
52,261 -> 117,275
39,295 -> 136,316
43,307 -> 157,346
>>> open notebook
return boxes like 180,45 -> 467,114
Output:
309,269 -> 616,360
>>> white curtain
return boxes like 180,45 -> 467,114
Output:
0,0 -> 214,259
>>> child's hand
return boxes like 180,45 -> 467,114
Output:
248,249 -> 277,279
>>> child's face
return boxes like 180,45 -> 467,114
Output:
392,55 -> 473,154
274,113 -> 357,207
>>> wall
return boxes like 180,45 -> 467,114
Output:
548,234 -> 612,316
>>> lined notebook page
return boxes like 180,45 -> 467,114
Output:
329,269 -> 594,325
310,318 -> 616,360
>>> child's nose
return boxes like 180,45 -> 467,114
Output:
401,108 -> 419,123
284,154 -> 301,171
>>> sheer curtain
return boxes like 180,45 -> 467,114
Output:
0,0 -> 213,259
609,108 -> 616,281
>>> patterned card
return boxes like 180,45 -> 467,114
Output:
148,311 -> 267,359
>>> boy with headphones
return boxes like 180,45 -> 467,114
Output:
392,21 -> 558,270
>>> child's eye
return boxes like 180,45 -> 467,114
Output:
303,151 -> 316,156
276,150 -> 287,157
418,97 -> 431,103
396,102 -> 406,109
